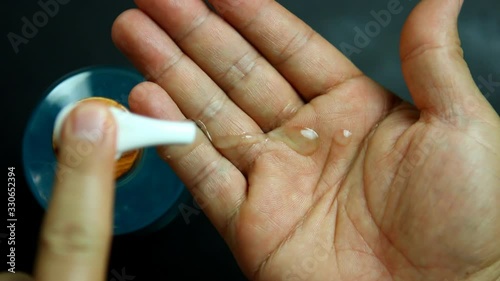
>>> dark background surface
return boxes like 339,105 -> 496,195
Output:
2,0 -> 499,280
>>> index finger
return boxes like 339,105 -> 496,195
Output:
34,104 -> 116,281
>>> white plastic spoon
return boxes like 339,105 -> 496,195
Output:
53,103 -> 196,159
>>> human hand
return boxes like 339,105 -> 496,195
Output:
0,103 -> 117,281
112,0 -> 500,280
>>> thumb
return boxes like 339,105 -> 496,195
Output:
53,102 -> 117,186
34,103 -> 116,281
400,0 -> 496,123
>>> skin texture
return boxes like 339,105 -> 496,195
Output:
113,0 -> 500,280
1,0 -> 498,280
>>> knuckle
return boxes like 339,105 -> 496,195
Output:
40,221 -> 105,257
277,29 -> 315,65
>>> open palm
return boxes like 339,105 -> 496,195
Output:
112,0 -> 500,280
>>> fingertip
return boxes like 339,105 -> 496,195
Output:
111,9 -> 144,53
128,81 -> 155,112
400,0 -> 463,61
57,102 -> 116,173
129,81 -> 185,120
61,102 -> 116,145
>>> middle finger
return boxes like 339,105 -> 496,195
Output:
135,0 -> 304,132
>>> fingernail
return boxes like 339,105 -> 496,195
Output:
71,104 -> 109,143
